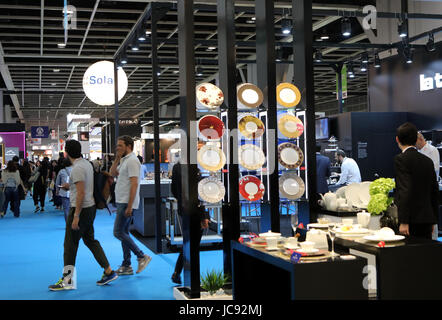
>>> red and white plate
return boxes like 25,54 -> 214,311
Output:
239,175 -> 265,201
196,83 -> 224,109
198,115 -> 225,140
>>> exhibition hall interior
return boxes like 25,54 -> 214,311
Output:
0,0 -> 441,301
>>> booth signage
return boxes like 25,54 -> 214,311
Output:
5,147 -> 19,162
31,126 -> 49,138
419,73 -> 442,92
82,60 -> 128,106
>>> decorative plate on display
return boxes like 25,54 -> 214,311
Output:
197,144 -> 226,172
198,115 -> 225,140
276,83 -> 301,108
278,114 -> 304,138
239,175 -> 265,201
363,234 -> 405,242
198,177 -> 225,203
238,115 -> 265,139
239,144 -> 266,171
237,83 -> 264,109
279,172 -> 305,200
278,143 -> 304,169
196,83 -> 224,109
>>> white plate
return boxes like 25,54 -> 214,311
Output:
307,223 -> 331,229
198,177 -> 225,203
239,144 -> 266,170
345,183 -> 364,207
359,182 -> 371,206
279,173 -> 305,200
284,244 -> 300,250
265,247 -> 279,251
295,248 -> 319,254
334,227 -> 370,234
363,235 -> 405,242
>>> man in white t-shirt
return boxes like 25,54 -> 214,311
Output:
110,136 -> 151,276
334,149 -> 362,187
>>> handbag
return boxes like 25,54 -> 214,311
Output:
28,170 -> 40,184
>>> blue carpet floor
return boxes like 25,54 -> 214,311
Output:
0,197 -> 223,300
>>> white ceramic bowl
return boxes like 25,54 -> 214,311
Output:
342,218 -> 353,226
300,241 -> 315,251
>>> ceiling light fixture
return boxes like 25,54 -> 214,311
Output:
361,52 -> 369,64
398,21 -> 408,38
374,53 -> 381,68
426,32 -> 435,52
281,19 -> 292,35
360,62 -> 367,72
341,18 -> 351,37
196,66 -> 204,76
314,50 -> 322,63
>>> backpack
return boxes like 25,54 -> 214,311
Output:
89,162 -> 114,214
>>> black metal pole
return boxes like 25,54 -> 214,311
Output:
336,63 -> 344,114
292,0 -> 317,224
178,0 -> 201,299
217,0 -> 240,279
113,60 -> 119,142
256,0 -> 280,233
151,4 -> 162,253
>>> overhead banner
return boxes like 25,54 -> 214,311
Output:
31,126 -> 49,138
337,64 -> 348,100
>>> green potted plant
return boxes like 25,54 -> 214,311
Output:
200,269 -> 230,296
367,178 -> 398,231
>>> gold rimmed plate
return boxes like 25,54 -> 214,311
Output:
279,172 -> 305,200
238,115 -> 265,139
278,142 -> 304,169
239,175 -> 265,201
276,83 -> 301,108
197,144 -> 226,172
278,114 -> 304,138
239,144 -> 266,171
237,83 -> 264,109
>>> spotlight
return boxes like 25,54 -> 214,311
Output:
281,19 -> 292,35
361,52 -> 369,64
426,32 -> 435,52
275,50 -> 284,62
120,53 -> 128,64
405,47 -> 413,64
314,50 -> 322,63
347,62 -> 354,75
137,30 -> 146,42
156,68 -> 161,76
374,54 -> 381,68
341,18 -> 351,37
360,62 -> 367,72
131,42 -> 140,51
196,66 -> 204,76
398,22 -> 408,38
57,43 -> 66,48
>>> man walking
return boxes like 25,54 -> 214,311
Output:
110,136 -> 151,276
394,123 -> 439,239
49,140 -> 118,291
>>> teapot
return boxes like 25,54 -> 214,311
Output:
323,192 -> 337,211
357,210 -> 371,228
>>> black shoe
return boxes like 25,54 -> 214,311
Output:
40,208 -> 45,212
171,272 -> 182,284
34,206 -> 40,213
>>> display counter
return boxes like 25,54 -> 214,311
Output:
132,179 -> 172,237
231,241 -> 368,300
335,235 -> 442,299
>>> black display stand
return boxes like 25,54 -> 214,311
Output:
335,236 -> 442,299
231,241 -> 368,300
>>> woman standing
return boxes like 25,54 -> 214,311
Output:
0,161 -> 24,218
55,158 -> 72,222
33,159 -> 49,213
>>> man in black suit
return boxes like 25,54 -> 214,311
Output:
394,122 -> 439,239
316,144 -> 331,194
170,159 -> 210,284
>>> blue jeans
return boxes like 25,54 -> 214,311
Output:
61,197 -> 70,222
3,187 -> 19,217
113,203 -> 144,267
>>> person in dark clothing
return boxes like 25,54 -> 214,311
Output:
11,156 -> 26,212
170,160 -> 210,285
316,144 -> 331,194
33,159 -> 49,212
22,159 -> 32,192
394,122 -> 439,240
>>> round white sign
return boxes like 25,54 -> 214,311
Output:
82,60 -> 128,106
